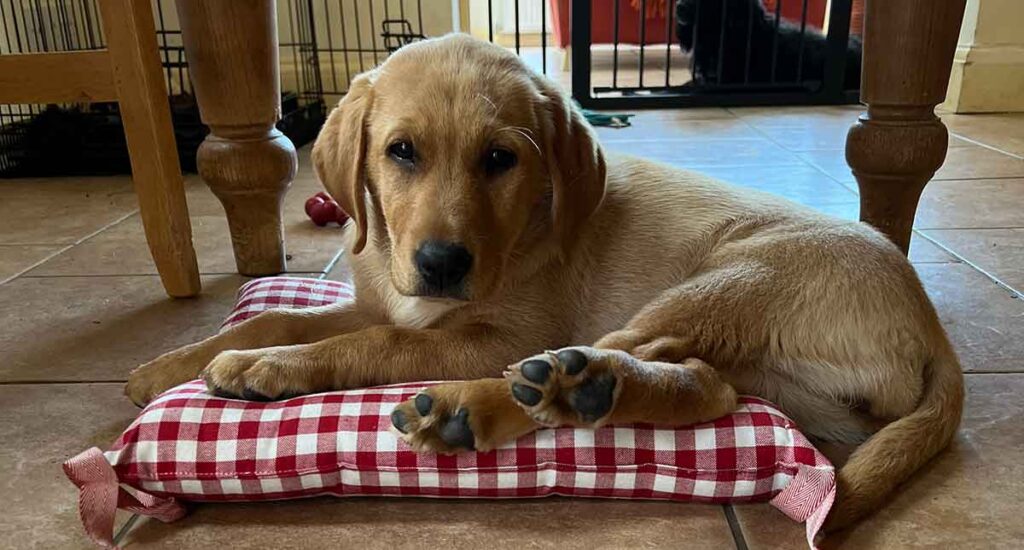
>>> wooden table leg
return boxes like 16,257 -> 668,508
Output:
101,0 -> 200,297
175,0 -> 297,275
846,0 -> 967,255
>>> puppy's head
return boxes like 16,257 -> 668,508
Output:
313,35 -> 605,302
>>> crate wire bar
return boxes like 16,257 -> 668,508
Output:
313,0 -> 426,104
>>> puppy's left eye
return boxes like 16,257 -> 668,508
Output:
388,140 -> 415,164
484,148 -> 517,174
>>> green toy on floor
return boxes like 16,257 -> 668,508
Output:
579,107 -> 634,128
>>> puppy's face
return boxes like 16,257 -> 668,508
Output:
313,35 -> 605,302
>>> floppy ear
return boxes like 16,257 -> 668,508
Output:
312,73 -> 375,254
534,77 -> 607,255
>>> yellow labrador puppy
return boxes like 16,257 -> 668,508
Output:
126,35 -> 963,530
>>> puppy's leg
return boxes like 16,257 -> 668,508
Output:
126,302 -> 374,405
505,347 -> 738,429
392,347 -> 737,455
199,323 -> 538,401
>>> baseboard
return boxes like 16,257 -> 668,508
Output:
943,44 -> 1024,113
493,31 -> 556,48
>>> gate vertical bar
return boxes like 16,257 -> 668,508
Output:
638,0 -> 646,88
570,0 -> 593,107
796,0 -> 809,82
770,0 -> 781,83
822,0 -> 852,100
541,0 -> 547,74
664,0 -> 671,87
612,0 -> 620,88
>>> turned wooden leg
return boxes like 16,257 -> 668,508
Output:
100,0 -> 200,297
175,0 -> 297,275
845,0 -> 967,255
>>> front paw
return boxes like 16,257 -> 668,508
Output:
126,345 -> 207,407
202,347 -> 318,401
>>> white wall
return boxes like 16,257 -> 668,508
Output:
943,0 -> 1024,112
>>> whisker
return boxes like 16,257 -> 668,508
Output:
477,93 -> 497,113
496,126 -> 542,156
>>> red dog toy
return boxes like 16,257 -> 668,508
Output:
304,192 -> 350,227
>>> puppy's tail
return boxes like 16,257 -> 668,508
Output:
824,345 -> 964,531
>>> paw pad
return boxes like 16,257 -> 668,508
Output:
438,408 -> 475,450
241,388 -> 273,402
569,374 -> 617,422
556,349 -> 588,375
391,409 -> 410,433
505,347 -> 620,427
511,383 -> 543,406
521,360 -> 552,384
415,393 -> 433,416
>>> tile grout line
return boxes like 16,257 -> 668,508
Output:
731,113 -> 849,156
17,272 -> 321,279
318,248 -> 347,280
0,244 -> 74,286
914,175 -> 1023,182
0,379 -> 127,385
916,226 -> 1024,231
947,131 -> 1024,162
725,109 -> 1024,163
0,243 -> 79,247
915,231 -> 1024,300
113,514 -> 141,547
729,110 -> 863,195
0,209 -> 140,287
723,505 -> 750,550
600,137 -> 768,144
18,273 -> 179,279
819,174 -> 1024,186
725,113 -> 1023,297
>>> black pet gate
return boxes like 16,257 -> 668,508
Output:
571,0 -> 862,108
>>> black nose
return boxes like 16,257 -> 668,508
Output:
414,240 -> 473,292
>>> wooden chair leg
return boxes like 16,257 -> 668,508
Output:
175,0 -> 297,276
845,0 -> 967,255
99,0 -> 200,297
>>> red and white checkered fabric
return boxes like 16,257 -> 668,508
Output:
65,277 -> 835,549
220,277 -> 355,329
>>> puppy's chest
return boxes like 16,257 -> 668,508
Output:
385,292 -> 460,328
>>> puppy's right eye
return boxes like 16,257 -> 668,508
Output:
388,141 -> 415,164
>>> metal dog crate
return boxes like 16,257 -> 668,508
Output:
0,0 -> 326,177
309,0 -> 426,105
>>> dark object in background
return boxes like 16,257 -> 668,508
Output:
675,0 -> 862,90
0,93 -> 322,178
2,104 -> 133,177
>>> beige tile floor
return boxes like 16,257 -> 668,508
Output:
1,107 -> 1022,549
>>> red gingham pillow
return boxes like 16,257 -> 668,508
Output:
65,277 -> 835,549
